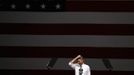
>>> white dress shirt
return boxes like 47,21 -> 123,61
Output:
69,62 -> 91,75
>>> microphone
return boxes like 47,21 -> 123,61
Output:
79,65 -> 83,75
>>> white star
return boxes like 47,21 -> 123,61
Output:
56,4 -> 60,9
11,4 -> 16,9
41,4 -> 45,9
26,4 -> 30,9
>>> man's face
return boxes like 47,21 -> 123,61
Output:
77,58 -> 84,65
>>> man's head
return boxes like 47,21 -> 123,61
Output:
77,57 -> 84,65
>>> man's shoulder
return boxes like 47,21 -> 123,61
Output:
83,64 -> 89,66
83,64 -> 90,68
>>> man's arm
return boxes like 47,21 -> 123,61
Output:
69,55 -> 81,64
68,55 -> 81,69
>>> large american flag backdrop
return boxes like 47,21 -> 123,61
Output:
0,0 -> 134,75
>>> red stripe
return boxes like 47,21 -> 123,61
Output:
0,70 -> 134,75
0,23 -> 134,35
0,46 -> 134,59
66,1 -> 134,12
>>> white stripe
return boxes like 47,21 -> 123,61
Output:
67,0 -> 134,1
0,35 -> 134,47
109,59 -> 134,71
0,58 -> 50,70
54,58 -> 107,70
0,58 -> 134,71
0,12 -> 134,24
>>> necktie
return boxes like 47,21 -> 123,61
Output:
79,65 -> 83,75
